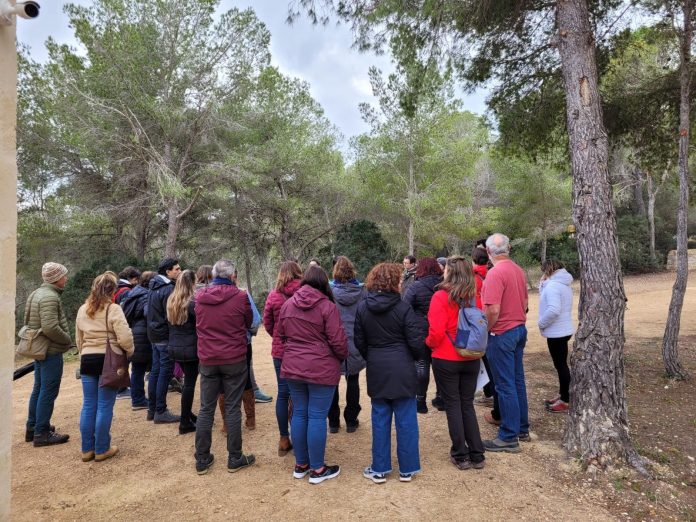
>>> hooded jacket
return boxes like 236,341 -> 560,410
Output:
113,279 -> 134,304
195,279 -> 252,366
147,275 -> 175,344
168,300 -> 198,362
538,268 -> 575,339
426,289 -> 479,362
119,284 -> 151,364
354,291 -> 425,399
473,264 -> 488,310
333,281 -> 367,375
278,285 -> 349,386
263,278 -> 301,360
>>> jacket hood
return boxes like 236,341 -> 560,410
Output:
417,274 -> 442,293
281,278 -> 302,298
548,268 -> 573,286
365,291 -> 401,314
291,285 -> 329,310
128,285 -> 148,298
473,264 -> 488,278
332,282 -> 364,306
149,275 -> 172,292
196,283 -> 241,306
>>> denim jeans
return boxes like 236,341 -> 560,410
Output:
328,373 -> 361,427
130,361 -> 148,406
287,380 -> 335,470
148,343 -> 174,414
371,397 -> 421,474
26,352 -> 64,435
486,325 -> 529,441
80,375 -> 118,454
179,360 -> 199,425
273,358 -> 291,437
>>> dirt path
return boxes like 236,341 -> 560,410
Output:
11,272 -> 696,521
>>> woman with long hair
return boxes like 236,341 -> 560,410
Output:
196,265 -> 213,289
167,269 -> 199,434
263,260 -> 303,455
426,256 -> 485,470
355,263 -> 425,483
76,271 -> 134,462
278,266 -> 348,484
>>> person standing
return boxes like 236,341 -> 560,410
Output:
263,260 -> 303,456
427,256 -> 486,470
146,257 -> 181,423
24,262 -> 72,446
538,259 -> 575,414
481,233 -> 529,453
278,266 -> 348,484
194,259 -> 255,475
76,272 -> 134,462
400,255 -> 417,297
328,256 -> 366,434
355,263 -> 424,483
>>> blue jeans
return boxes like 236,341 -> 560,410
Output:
371,397 -> 420,474
130,361 -> 148,406
26,353 -> 64,435
287,380 -> 335,470
80,375 -> 118,454
148,343 -> 173,414
273,358 -> 291,437
486,325 -> 529,441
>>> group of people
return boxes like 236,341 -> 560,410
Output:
21,232 -> 576,484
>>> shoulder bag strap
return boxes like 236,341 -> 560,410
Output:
24,291 -> 37,326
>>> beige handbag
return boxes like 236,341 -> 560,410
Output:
16,291 -> 50,361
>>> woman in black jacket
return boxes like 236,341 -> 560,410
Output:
403,257 -> 444,414
166,270 -> 199,434
354,263 -> 425,484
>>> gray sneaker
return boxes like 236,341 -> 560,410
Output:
483,437 -> 521,453
154,410 -> 181,424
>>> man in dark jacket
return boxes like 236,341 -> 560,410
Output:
400,255 -> 417,297
114,266 -> 141,304
193,259 -> 255,475
146,257 -> 181,423
25,262 -> 72,446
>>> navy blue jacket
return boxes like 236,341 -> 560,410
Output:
120,284 -> 152,364
147,275 -> 175,344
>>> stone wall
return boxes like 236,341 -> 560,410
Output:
665,249 -> 696,270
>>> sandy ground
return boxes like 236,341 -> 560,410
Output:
10,272 -> 696,521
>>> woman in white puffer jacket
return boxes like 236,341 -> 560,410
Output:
537,259 -> 575,413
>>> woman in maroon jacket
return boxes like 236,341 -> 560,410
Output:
262,260 -> 302,456
277,266 -> 348,484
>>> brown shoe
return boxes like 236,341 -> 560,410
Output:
95,446 -> 119,462
242,389 -> 256,430
218,394 -> 227,433
450,455 -> 472,470
81,451 -> 95,462
278,436 -> 293,456
484,412 -> 501,426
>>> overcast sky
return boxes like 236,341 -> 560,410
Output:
17,0 -> 489,142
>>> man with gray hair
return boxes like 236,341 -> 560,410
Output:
194,259 -> 255,475
481,233 -> 530,453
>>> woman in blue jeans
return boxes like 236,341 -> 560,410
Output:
277,266 -> 348,484
354,263 -> 425,483
76,272 -> 134,462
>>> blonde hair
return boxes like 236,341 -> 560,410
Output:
85,271 -> 118,318
441,256 -> 476,304
166,270 -> 196,326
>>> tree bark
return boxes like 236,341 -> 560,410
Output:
164,198 -> 180,258
556,0 -> 644,471
646,172 -> 657,263
662,0 -> 691,381
541,234 -> 548,264
407,132 -> 415,255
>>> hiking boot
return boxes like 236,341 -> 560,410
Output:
278,436 -> 293,456
228,454 -> 255,473
33,431 -> 69,447
472,460 -> 485,470
309,464 -> 340,484
131,402 -> 149,411
293,464 -> 310,479
81,451 -> 95,462
416,399 -> 428,414
544,394 -> 561,406
154,410 -> 180,424
146,410 -> 155,421
484,412 -> 501,426
431,395 -> 445,411
483,437 -> 521,453
547,400 -> 569,413
196,454 -> 214,475
363,467 -> 387,484
95,446 -> 119,462
329,424 -> 340,434
254,389 -> 273,403
179,422 -> 196,435
25,424 -> 55,442
450,455 -> 472,470
346,421 -> 359,433
399,472 -> 416,482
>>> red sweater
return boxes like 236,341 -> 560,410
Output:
426,289 -> 477,362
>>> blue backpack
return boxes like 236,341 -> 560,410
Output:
447,298 -> 488,359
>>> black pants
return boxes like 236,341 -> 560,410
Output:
415,349 -> 439,400
432,358 -> 485,463
245,344 -> 253,391
179,360 -> 199,425
547,336 -> 571,403
482,355 -> 501,420
328,373 -> 361,427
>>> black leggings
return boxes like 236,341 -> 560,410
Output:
547,336 -> 571,403
179,360 -> 199,425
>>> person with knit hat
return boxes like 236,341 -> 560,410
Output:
24,262 -> 72,447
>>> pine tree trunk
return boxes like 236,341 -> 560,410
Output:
556,0 -> 643,471
165,199 -> 180,258
662,0 -> 691,381
633,168 -> 646,217
243,244 -> 254,296
541,235 -> 548,264
646,173 -> 657,263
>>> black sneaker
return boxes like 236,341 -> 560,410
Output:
329,424 -> 340,434
228,454 -> 255,473
293,464 -> 310,479
25,424 -> 55,442
179,422 -> 196,435
346,421 -> 359,433
416,399 -> 428,414
309,464 -> 340,484
431,396 -> 445,411
154,410 -> 181,424
33,431 -> 69,447
196,454 -> 214,475
146,410 -> 155,421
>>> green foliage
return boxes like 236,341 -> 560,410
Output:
616,215 -> 664,274
317,220 -> 392,279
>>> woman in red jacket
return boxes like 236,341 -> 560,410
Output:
426,256 -> 485,470
262,260 -> 303,456
278,266 -> 348,484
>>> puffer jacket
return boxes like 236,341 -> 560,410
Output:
263,279 -> 301,360
538,268 -> 575,338
278,285 -> 348,386
147,274 -> 175,344
169,300 -> 198,362
119,284 -> 151,364
23,283 -> 71,355
333,282 -> 367,375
